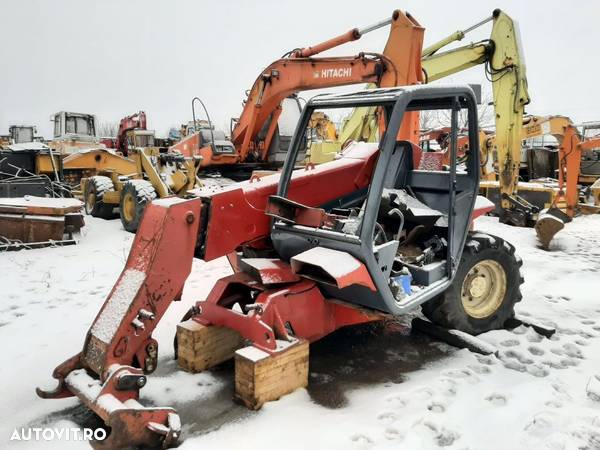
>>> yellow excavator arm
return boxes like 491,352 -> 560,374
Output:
421,9 -> 532,225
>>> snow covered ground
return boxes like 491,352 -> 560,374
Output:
1,214 -> 600,449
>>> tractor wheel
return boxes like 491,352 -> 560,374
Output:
421,232 -> 523,335
119,180 -> 157,233
84,176 -> 116,219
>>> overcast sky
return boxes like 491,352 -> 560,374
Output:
1,0 -> 599,138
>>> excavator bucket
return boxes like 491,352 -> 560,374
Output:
534,207 -> 570,249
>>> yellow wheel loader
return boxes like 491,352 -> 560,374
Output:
83,138 -> 201,232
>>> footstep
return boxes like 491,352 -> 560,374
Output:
503,350 -> 534,365
475,355 -> 496,365
526,364 -> 549,378
421,421 -> 460,447
511,325 -> 528,335
351,433 -> 373,444
544,400 -> 562,408
563,343 -> 583,359
503,360 -> 526,372
427,403 -> 446,413
377,412 -> 398,424
485,393 -> 507,406
383,427 -> 403,441
468,364 -> 491,375
527,346 -> 545,356
386,396 -> 408,408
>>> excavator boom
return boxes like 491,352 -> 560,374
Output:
421,9 -> 531,225
116,111 -> 147,154
172,10 -> 424,169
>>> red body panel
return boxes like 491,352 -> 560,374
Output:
196,272 -> 383,352
197,143 -> 378,261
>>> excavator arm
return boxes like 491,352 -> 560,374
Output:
116,111 -> 147,154
232,9 -> 424,160
421,9 -> 532,225
173,10 -> 424,166
339,10 -> 532,223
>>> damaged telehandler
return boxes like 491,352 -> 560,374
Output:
38,82 -> 524,449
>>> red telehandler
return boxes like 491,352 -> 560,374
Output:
38,11 -> 523,450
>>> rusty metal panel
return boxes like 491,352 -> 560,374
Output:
0,196 -> 82,216
0,213 -> 65,241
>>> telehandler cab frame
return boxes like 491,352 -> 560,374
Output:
38,84 -> 523,449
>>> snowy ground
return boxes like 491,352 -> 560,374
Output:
1,214 -> 600,449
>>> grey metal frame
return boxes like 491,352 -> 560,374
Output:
273,85 -> 480,315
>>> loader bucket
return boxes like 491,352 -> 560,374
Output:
534,207 -> 570,249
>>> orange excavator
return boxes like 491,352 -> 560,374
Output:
171,10 -> 424,177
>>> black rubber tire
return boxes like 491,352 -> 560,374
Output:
84,176 -> 116,219
119,179 -> 157,233
421,232 -> 524,335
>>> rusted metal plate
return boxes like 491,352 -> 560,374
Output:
0,197 -> 84,246
0,213 -> 65,242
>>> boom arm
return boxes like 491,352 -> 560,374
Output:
116,111 -> 147,153
173,10 -> 424,164
421,9 -> 531,224
232,10 -> 424,161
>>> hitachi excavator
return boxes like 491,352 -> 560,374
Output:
38,11 -> 525,449
170,9 -> 424,176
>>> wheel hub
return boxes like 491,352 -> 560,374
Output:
461,259 -> 507,319
122,193 -> 136,222
86,192 -> 96,212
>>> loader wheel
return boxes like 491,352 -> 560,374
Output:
84,176 -> 116,219
119,180 -> 157,233
421,233 -> 523,335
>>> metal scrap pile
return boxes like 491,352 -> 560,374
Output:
0,142 -> 72,198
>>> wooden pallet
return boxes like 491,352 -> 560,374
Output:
235,340 -> 309,410
176,320 -> 243,373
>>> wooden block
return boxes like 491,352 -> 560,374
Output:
234,340 -> 309,410
177,320 -> 243,373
